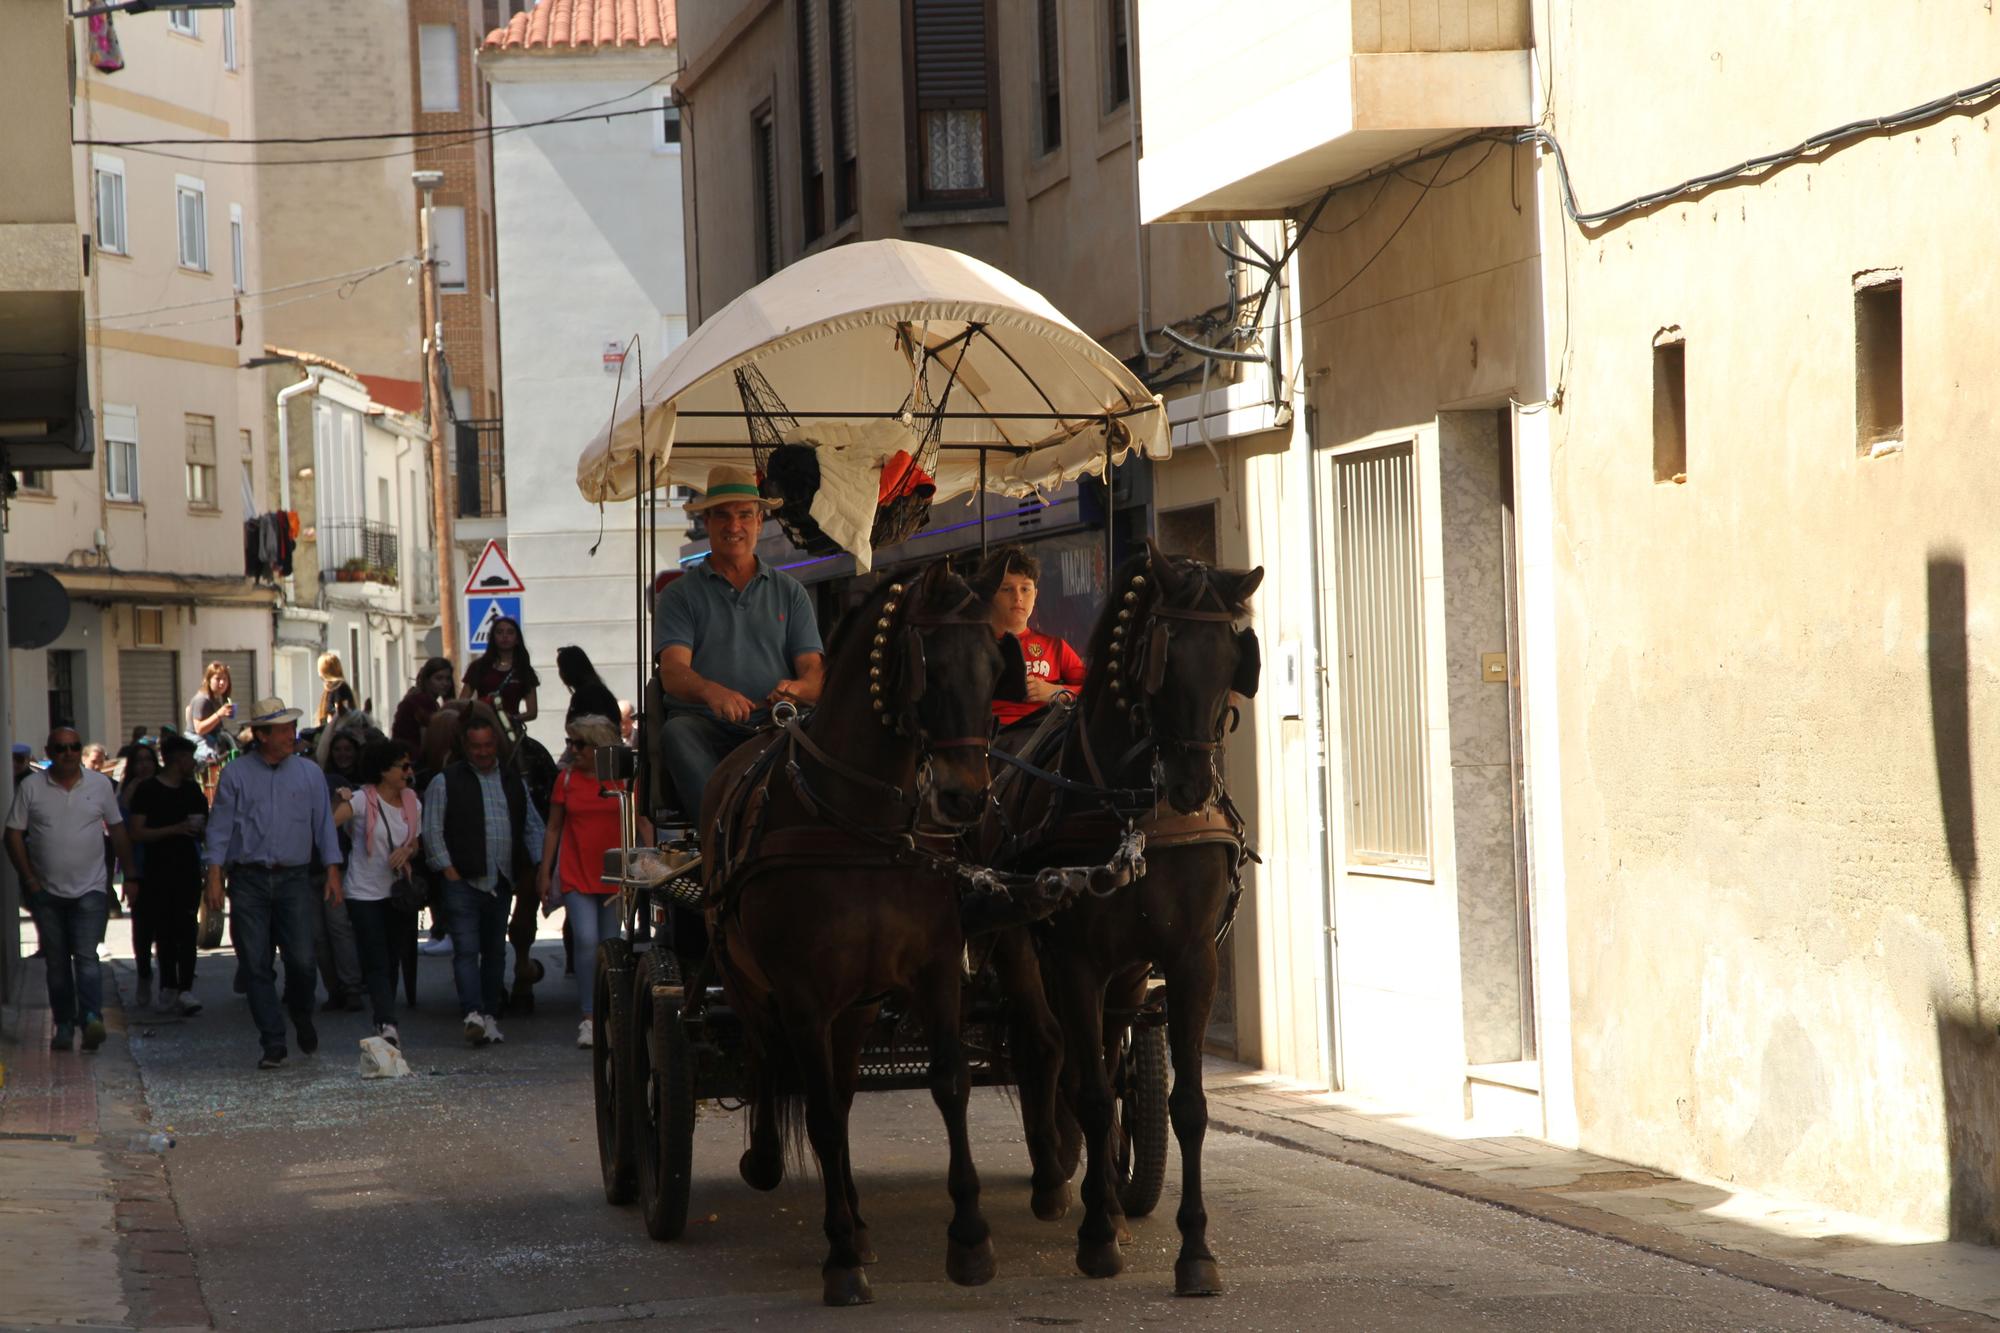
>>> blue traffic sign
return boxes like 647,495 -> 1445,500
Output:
467,595 -> 522,651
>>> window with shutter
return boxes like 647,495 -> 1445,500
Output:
904,0 -> 1002,207
184,414 -> 218,509
798,0 -> 825,242
830,0 -> 858,222
753,108 -> 779,277
419,25 -> 460,112
1038,0 -> 1061,153
1104,0 -> 1131,112
175,176 -> 207,272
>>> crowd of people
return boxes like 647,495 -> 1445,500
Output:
10,625 -> 641,1070
12,466 -> 1089,1073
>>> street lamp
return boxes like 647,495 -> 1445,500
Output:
412,170 -> 459,670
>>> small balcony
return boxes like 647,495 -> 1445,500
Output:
1137,0 -> 1534,222
321,520 -> 402,590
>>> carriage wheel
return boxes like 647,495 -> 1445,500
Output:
594,940 -> 637,1205
635,951 -> 697,1242
1113,1023 -> 1170,1218
196,896 -> 226,951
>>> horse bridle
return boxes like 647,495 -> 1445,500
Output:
1100,564 -> 1246,767
867,579 -> 995,755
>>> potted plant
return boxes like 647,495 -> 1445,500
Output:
337,557 -> 367,583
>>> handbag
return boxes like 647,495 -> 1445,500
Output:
370,787 -> 429,912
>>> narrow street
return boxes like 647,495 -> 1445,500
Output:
99,924 -> 1888,1333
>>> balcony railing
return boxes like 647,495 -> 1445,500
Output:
456,418 -> 506,518
321,520 -> 401,587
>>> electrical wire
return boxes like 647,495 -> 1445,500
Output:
1292,147 -> 1473,331
99,262 -> 414,333
75,70 -> 679,167
91,256 -> 418,322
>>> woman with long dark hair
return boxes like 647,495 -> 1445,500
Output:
459,617 -> 540,729
553,645 -> 619,726
393,656 -> 455,751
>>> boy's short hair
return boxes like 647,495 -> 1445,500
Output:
159,734 -> 196,760
973,545 -> 1040,599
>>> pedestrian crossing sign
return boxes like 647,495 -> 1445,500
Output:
467,595 -> 522,651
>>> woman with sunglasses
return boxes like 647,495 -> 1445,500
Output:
345,739 -> 423,1047
535,715 -> 644,1048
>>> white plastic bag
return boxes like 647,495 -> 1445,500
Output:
358,1035 -> 412,1079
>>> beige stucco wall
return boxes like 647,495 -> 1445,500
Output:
679,0 -> 1226,362
1542,2 -> 2000,1237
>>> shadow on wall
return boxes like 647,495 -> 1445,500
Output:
1926,549 -> 1999,1242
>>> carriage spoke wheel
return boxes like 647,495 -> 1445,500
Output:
634,950 -> 697,1242
1112,1023 -> 1170,1219
593,940 -> 637,1205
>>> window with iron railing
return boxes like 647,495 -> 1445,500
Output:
321,520 -> 401,586
454,418 -> 506,518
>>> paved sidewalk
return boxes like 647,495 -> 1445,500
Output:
1202,1059 -> 2000,1333
0,944 -> 212,1333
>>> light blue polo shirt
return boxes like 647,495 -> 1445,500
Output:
654,558 -> 823,715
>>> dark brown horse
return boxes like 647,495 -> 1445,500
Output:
987,545 -> 1262,1296
699,560 -> 1016,1307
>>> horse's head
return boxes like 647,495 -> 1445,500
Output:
870,559 -> 1011,827
1101,542 -> 1264,814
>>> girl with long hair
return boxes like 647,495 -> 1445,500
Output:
186,661 -> 237,763
459,616 -> 540,728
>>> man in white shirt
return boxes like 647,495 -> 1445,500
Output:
5,726 -> 140,1051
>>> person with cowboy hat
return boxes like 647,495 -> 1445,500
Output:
202,696 -> 345,1070
653,464 -> 825,815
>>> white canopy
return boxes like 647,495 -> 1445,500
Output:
573,239 -> 1169,507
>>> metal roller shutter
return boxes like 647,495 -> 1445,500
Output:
119,650 -> 180,742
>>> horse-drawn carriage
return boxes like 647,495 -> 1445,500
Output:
571,240 -> 1261,1305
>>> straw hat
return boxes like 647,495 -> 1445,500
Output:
245,696 -> 303,726
685,464 -> 780,513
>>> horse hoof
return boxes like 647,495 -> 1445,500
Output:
946,1235 -> 996,1287
738,1148 -> 783,1192
821,1266 -> 873,1307
1031,1181 -> 1072,1221
1174,1256 -> 1225,1297
1075,1237 -> 1124,1280
854,1227 -> 878,1266
1114,1217 -> 1133,1246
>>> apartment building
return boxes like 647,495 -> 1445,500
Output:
479,0 -> 684,753
9,5 -> 279,745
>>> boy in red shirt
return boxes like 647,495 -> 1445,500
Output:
978,546 -> 1087,729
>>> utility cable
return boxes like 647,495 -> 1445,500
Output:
91,256 -> 418,322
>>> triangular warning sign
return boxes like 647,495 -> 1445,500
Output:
463,539 -> 525,595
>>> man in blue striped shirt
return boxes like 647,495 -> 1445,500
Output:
422,713 -> 545,1046
203,697 -> 344,1070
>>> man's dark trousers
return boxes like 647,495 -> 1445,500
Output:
228,864 -> 317,1051
443,877 -> 509,1018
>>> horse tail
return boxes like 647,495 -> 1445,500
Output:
736,996 -> 810,1179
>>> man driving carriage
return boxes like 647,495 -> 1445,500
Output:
652,465 -> 825,816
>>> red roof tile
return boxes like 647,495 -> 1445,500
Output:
482,0 -> 676,53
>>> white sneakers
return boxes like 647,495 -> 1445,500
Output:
482,1014 -> 505,1044
577,1017 -> 594,1049
154,988 -> 202,1017
179,992 -> 203,1017
377,1023 -> 400,1049
464,1012 -> 487,1045
419,937 -> 454,956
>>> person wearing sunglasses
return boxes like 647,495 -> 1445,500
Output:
5,726 -> 141,1052
536,715 -> 643,1049
344,740 -> 423,1048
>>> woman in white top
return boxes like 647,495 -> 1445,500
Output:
345,738 -> 422,1047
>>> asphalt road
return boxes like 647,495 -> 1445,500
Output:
115,924 -> 1889,1333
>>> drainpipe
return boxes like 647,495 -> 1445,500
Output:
1124,0 -> 1165,368
275,370 -> 323,607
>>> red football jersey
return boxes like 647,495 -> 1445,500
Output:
994,629 -> 1088,726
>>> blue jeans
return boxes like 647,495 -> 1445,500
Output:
658,710 -> 757,817
443,878 -> 510,1018
27,890 -> 108,1027
563,891 -> 621,1016
228,864 -> 318,1051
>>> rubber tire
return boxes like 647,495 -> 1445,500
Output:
1113,1023 -> 1170,1219
594,940 -> 637,1205
196,897 -> 225,951
635,952 -> 697,1242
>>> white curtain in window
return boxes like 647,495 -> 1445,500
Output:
419,26 -> 460,111
433,205 -> 468,291
176,184 -> 206,270
924,110 -> 986,192
94,166 -> 125,253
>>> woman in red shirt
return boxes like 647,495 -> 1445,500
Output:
536,714 -> 646,1048
979,546 -> 1087,729
459,616 -> 540,731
